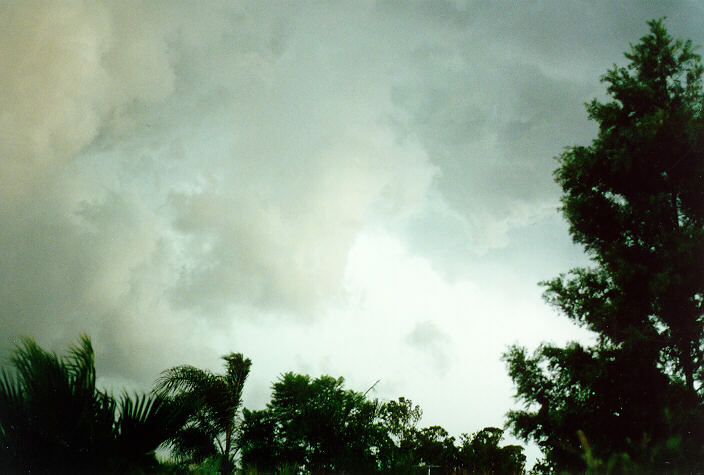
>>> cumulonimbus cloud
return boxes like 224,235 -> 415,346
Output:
1,0 -> 700,397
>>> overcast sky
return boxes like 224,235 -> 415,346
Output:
2,0 -> 704,466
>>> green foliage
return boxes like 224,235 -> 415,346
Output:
154,352 -> 252,471
377,396 -> 424,472
459,427 -> 526,473
240,374 -> 525,474
504,342 -> 683,470
380,396 -> 423,442
553,18 -> 704,390
0,336 -> 524,473
0,335 -> 184,472
505,19 -> 704,471
410,425 -> 459,468
240,408 -> 281,473
241,372 -> 385,473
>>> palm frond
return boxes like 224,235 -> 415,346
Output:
65,334 -> 96,390
154,353 -> 252,468
115,392 -> 187,469
223,353 -> 252,412
10,338 -> 58,390
154,365 -> 218,396
167,425 -> 219,463
0,335 -> 183,472
0,367 -> 28,467
0,336 -> 105,470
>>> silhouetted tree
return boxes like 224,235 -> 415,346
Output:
240,407 -> 280,473
505,19 -> 704,470
458,427 -> 525,473
377,396 -> 423,472
410,425 -> 459,469
240,372 -> 525,473
0,335 -> 184,472
155,352 -> 251,471
240,372 -> 385,473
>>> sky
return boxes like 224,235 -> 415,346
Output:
2,0 -> 704,466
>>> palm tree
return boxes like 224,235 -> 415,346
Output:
0,335 -> 185,472
154,352 -> 252,471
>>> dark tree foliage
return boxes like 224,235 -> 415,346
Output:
459,427 -> 526,474
505,19 -> 704,471
240,375 -> 525,474
0,335 -> 185,472
377,396 -> 424,471
410,425 -> 459,468
154,352 -> 252,472
379,405 -> 525,473
240,372 -> 385,473
239,408 -> 280,472
397,424 -> 525,473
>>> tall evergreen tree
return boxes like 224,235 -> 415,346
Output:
505,19 -> 704,470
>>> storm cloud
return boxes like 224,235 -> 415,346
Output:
2,0 -> 703,465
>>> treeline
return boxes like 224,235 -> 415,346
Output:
239,373 -> 524,473
0,336 -> 524,473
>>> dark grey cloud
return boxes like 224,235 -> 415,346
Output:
380,0 -> 704,256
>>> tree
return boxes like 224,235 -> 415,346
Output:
380,396 -> 423,445
240,372 -> 386,473
377,396 -> 423,472
410,425 -> 459,469
458,427 -> 526,473
505,19 -> 704,470
154,352 -> 252,471
0,335 -> 184,472
239,373 -> 525,473
239,408 -> 280,473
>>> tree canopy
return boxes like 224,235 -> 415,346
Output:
241,372 -> 386,473
505,19 -> 704,471
240,372 -> 525,474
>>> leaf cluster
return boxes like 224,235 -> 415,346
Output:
0,335 -> 185,472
